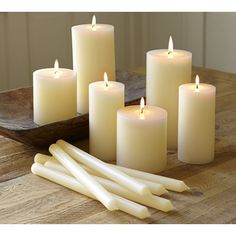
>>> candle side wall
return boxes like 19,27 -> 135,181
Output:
178,83 -> 216,164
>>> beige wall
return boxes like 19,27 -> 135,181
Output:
0,12 -> 235,91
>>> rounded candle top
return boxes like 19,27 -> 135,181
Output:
33,59 -> 76,80
89,80 -> 124,92
72,15 -> 114,32
118,104 -> 167,122
147,36 -> 192,60
147,49 -> 192,59
89,72 -> 124,94
179,75 -> 216,95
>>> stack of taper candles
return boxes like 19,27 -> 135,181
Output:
32,140 -> 190,219
31,15 -> 216,218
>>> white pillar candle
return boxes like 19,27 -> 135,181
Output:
117,98 -> 167,173
89,73 -> 124,161
178,75 -> 216,164
49,144 -> 117,211
45,160 -> 168,196
72,15 -> 116,114
32,163 -> 150,219
146,36 -> 192,150
33,60 -> 77,125
56,140 -> 151,196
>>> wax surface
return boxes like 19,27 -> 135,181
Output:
43,161 -> 173,212
72,24 -> 115,114
89,81 -> 124,161
33,68 -> 77,125
114,164 -> 190,192
49,144 -> 117,211
45,160 -> 167,196
32,163 -> 150,219
57,140 -> 151,196
146,49 -> 192,150
178,83 -> 216,164
117,105 -> 167,173
34,152 -> 189,193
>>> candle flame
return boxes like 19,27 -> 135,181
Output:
104,72 -> 108,87
92,15 -> 96,31
140,97 -> 145,115
168,35 -> 174,57
54,59 -> 59,78
195,75 -> 200,92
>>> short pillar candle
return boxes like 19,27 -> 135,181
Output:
146,36 -> 192,150
178,75 -> 216,164
33,60 -> 77,125
89,72 -> 124,162
117,98 -> 167,173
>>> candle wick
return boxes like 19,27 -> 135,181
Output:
54,70 -> 59,78
195,83 -> 200,92
140,107 -> 144,116
167,50 -> 173,58
105,81 -> 108,87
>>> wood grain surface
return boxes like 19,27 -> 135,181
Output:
0,66 -> 235,224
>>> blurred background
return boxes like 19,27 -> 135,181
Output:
0,12 -> 235,91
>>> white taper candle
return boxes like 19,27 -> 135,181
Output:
49,144 -> 117,211
31,163 -> 150,219
45,160 -> 167,196
56,140 -> 151,196
42,162 -> 174,212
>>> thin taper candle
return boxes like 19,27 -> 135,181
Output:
49,144 -> 117,211
31,163 -> 150,219
56,139 -> 151,196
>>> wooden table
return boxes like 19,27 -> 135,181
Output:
0,67 -> 236,224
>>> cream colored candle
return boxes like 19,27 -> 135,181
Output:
34,153 -> 51,165
89,72 -> 124,161
56,139 -> 151,196
45,160 -> 167,196
34,152 -> 188,193
32,163 -> 150,219
72,15 -> 115,114
49,144 -> 117,211
146,36 -> 192,150
94,175 -> 174,212
33,60 -> 77,125
178,75 -> 216,164
117,98 -> 167,173
112,164 -> 190,192
41,161 -> 173,212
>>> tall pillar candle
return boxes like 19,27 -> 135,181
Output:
178,75 -> 216,164
33,60 -> 77,125
89,72 -> 124,161
146,36 -> 192,150
117,98 -> 167,173
72,15 -> 116,114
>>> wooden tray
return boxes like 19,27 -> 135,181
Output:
0,71 -> 145,147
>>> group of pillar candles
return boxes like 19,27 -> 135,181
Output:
33,15 -> 216,174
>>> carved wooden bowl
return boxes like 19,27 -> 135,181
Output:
0,71 -> 145,147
